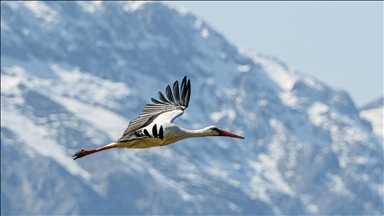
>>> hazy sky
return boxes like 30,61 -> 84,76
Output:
163,1 -> 383,107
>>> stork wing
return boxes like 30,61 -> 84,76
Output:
118,76 -> 191,141
117,124 -> 165,143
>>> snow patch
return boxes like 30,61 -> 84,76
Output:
1,105 -> 93,183
205,162 -> 240,188
2,64 -> 130,141
24,1 -> 58,26
279,91 -> 298,108
248,154 -> 295,204
308,102 -> 329,127
257,99 -> 268,107
50,95 -> 129,140
303,75 -> 324,91
300,194 -> 319,214
360,107 -> 383,138
51,65 -> 130,109
194,19 -> 202,29
201,28 -> 209,39
237,64 -> 250,73
77,1 -> 103,14
165,3 -> 188,16
1,66 -> 26,96
210,108 -> 236,123
250,54 -> 298,91
327,174 -> 354,198
246,119 -> 295,203
146,165 -> 196,201
123,1 -> 150,12
22,28 -> 29,36
205,77 -> 215,86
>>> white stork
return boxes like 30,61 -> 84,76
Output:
73,76 -> 244,160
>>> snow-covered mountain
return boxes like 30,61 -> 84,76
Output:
1,2 -> 383,215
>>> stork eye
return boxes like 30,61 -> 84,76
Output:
211,127 -> 220,132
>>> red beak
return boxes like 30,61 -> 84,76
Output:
218,130 -> 244,139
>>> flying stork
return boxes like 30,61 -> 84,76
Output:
73,76 -> 244,160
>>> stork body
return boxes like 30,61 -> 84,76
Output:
73,76 -> 244,160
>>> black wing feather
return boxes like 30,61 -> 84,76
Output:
166,85 -> 175,103
173,81 -> 180,103
184,80 -> 191,107
159,125 -> 164,140
143,129 -> 150,137
152,124 -> 158,137
180,76 -> 187,105
118,76 -> 191,141
158,91 -> 170,104
151,98 -> 164,104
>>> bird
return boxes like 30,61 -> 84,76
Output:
73,76 -> 244,160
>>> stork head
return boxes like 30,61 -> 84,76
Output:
207,126 -> 244,139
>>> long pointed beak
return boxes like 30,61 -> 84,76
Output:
218,130 -> 244,139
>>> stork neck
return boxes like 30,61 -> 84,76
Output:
179,126 -> 212,138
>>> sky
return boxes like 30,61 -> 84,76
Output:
163,1 -> 383,107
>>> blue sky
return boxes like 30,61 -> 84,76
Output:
164,1 -> 383,107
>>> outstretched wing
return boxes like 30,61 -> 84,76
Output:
117,124 -> 165,143
118,76 -> 191,141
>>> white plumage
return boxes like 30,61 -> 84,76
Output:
73,76 -> 244,160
